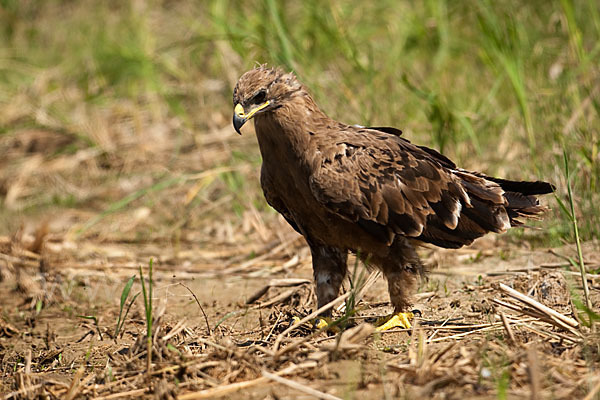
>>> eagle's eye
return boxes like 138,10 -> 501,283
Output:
249,89 -> 267,104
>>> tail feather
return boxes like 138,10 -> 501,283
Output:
498,178 -> 553,226
416,174 -> 553,249
504,191 -> 549,226
475,174 -> 555,195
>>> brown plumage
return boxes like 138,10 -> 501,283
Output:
232,66 -> 554,315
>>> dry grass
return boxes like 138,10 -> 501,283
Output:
1,220 -> 599,398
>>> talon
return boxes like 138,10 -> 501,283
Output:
375,311 -> 414,331
288,315 -> 339,332
289,315 -> 302,327
314,317 -> 330,330
313,317 -> 340,333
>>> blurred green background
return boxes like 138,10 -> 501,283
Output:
0,0 -> 598,245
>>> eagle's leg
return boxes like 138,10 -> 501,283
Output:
309,242 -> 348,328
375,270 -> 416,331
375,238 -> 421,331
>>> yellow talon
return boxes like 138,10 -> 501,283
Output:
314,317 -> 330,330
289,316 -> 338,332
313,317 -> 340,332
375,312 -> 414,331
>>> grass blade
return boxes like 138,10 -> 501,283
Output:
562,150 -> 592,311
139,258 -> 154,375
114,274 -> 136,341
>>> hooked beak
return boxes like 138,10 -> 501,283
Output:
232,101 -> 270,134
233,104 -> 246,135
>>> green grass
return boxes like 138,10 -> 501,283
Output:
556,150 -> 593,310
0,0 -> 598,244
139,258 -> 154,374
114,274 -> 138,342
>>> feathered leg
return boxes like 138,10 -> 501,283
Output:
377,270 -> 417,330
375,237 -> 423,330
309,242 -> 348,317
385,269 -> 417,313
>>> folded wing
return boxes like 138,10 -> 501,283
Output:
309,127 -> 551,249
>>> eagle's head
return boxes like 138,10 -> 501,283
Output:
232,65 -> 302,134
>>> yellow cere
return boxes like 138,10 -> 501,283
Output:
234,103 -> 245,117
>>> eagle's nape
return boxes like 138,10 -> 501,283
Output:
232,66 -> 554,332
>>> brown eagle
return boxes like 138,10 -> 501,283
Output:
232,66 -> 553,330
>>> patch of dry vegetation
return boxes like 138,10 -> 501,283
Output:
1,227 -> 599,399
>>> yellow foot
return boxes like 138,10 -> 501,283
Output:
314,317 -> 343,333
314,317 -> 330,330
375,312 -> 414,331
290,316 -> 339,332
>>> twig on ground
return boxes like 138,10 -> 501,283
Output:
272,291 -> 352,352
179,282 -> 211,335
583,376 -> 600,400
64,367 -> 85,400
492,298 -> 580,336
221,236 -> 303,274
527,345 -> 541,400
264,312 -> 284,343
498,283 -> 579,330
499,311 -> 517,345
253,288 -> 298,309
94,388 -> 148,400
246,278 -> 311,304
427,325 -> 503,343
336,271 -> 380,313
428,309 -> 458,342
262,370 -> 342,400
178,361 -> 317,400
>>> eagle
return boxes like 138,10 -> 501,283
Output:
232,66 -> 553,330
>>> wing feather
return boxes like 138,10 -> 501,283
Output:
309,126 -> 510,247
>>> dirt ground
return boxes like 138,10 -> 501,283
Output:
1,222 -> 599,399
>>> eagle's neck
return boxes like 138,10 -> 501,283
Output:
254,93 -> 327,169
